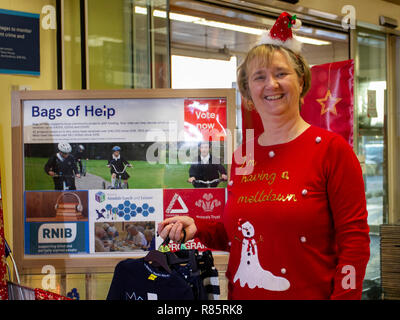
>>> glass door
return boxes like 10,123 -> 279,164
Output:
168,0 -> 349,143
355,29 -> 387,299
62,0 -> 170,89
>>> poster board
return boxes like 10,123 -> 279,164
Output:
12,89 -> 236,274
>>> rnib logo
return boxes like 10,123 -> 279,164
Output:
38,223 -> 77,243
99,201 -> 155,221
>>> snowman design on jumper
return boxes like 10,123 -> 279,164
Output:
233,220 -> 290,291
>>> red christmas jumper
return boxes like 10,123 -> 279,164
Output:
195,125 -> 370,299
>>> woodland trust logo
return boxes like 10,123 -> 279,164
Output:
195,193 -> 221,213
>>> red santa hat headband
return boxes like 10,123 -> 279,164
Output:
259,12 -> 302,54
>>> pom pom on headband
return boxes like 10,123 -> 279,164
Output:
259,12 -> 302,54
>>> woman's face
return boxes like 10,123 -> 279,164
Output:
247,50 -> 303,118
200,143 -> 209,157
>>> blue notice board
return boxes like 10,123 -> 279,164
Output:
0,8 -> 40,75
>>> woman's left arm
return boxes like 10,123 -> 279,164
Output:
326,136 -> 370,300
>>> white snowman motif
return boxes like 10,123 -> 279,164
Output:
233,220 -> 290,291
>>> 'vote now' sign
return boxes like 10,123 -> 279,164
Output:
184,98 -> 227,141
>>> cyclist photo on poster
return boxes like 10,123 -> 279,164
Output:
188,141 -> 228,188
44,142 -> 80,190
106,146 -> 132,189
73,144 -> 87,176
25,142 -> 228,191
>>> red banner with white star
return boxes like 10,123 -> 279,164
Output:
300,59 -> 354,146
241,60 -> 354,147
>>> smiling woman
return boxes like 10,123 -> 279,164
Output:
249,51 -> 303,116
158,12 -> 370,300
238,45 -> 311,106
237,45 -> 311,146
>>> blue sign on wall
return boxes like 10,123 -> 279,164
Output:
0,8 -> 40,75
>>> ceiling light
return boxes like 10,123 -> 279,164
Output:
295,35 -> 331,45
194,19 -> 264,35
135,6 -> 331,45
153,9 -> 167,18
315,29 -> 348,41
307,9 -> 338,20
169,12 -> 200,23
135,6 -> 147,15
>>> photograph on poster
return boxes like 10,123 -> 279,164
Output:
24,190 -> 89,255
24,141 -> 227,190
25,190 -> 88,222
94,221 -> 155,253
89,188 -> 163,254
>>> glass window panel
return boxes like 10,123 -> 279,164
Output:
171,55 -> 237,89
356,30 -> 387,299
132,0 -> 151,88
152,0 -> 170,88
169,0 -> 349,145
169,0 -> 349,69
63,0 -> 82,90
395,36 -> 400,224
85,0 -> 169,89
86,273 -> 113,300
87,0 -> 132,89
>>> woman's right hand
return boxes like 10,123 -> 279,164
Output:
157,216 -> 197,243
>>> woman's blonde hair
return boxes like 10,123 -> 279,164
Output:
237,44 -> 311,109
